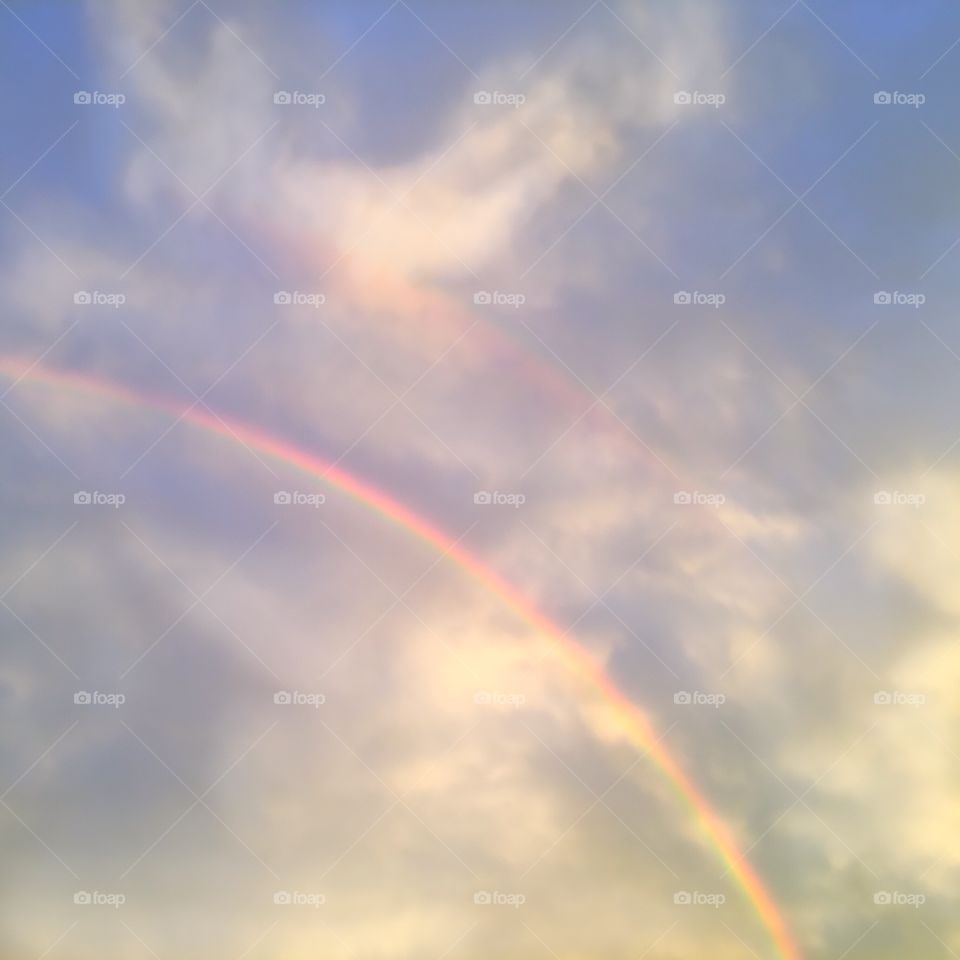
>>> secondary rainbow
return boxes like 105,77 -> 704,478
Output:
0,356 -> 799,960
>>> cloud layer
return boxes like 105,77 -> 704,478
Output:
3,2 -> 960,958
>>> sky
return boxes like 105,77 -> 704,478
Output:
2,1 -> 960,958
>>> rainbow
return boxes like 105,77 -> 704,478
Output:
0,356 -> 799,960
323,264 -> 683,479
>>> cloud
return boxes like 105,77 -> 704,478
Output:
12,1 -> 960,958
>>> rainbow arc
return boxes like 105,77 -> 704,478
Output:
0,356 -> 799,960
